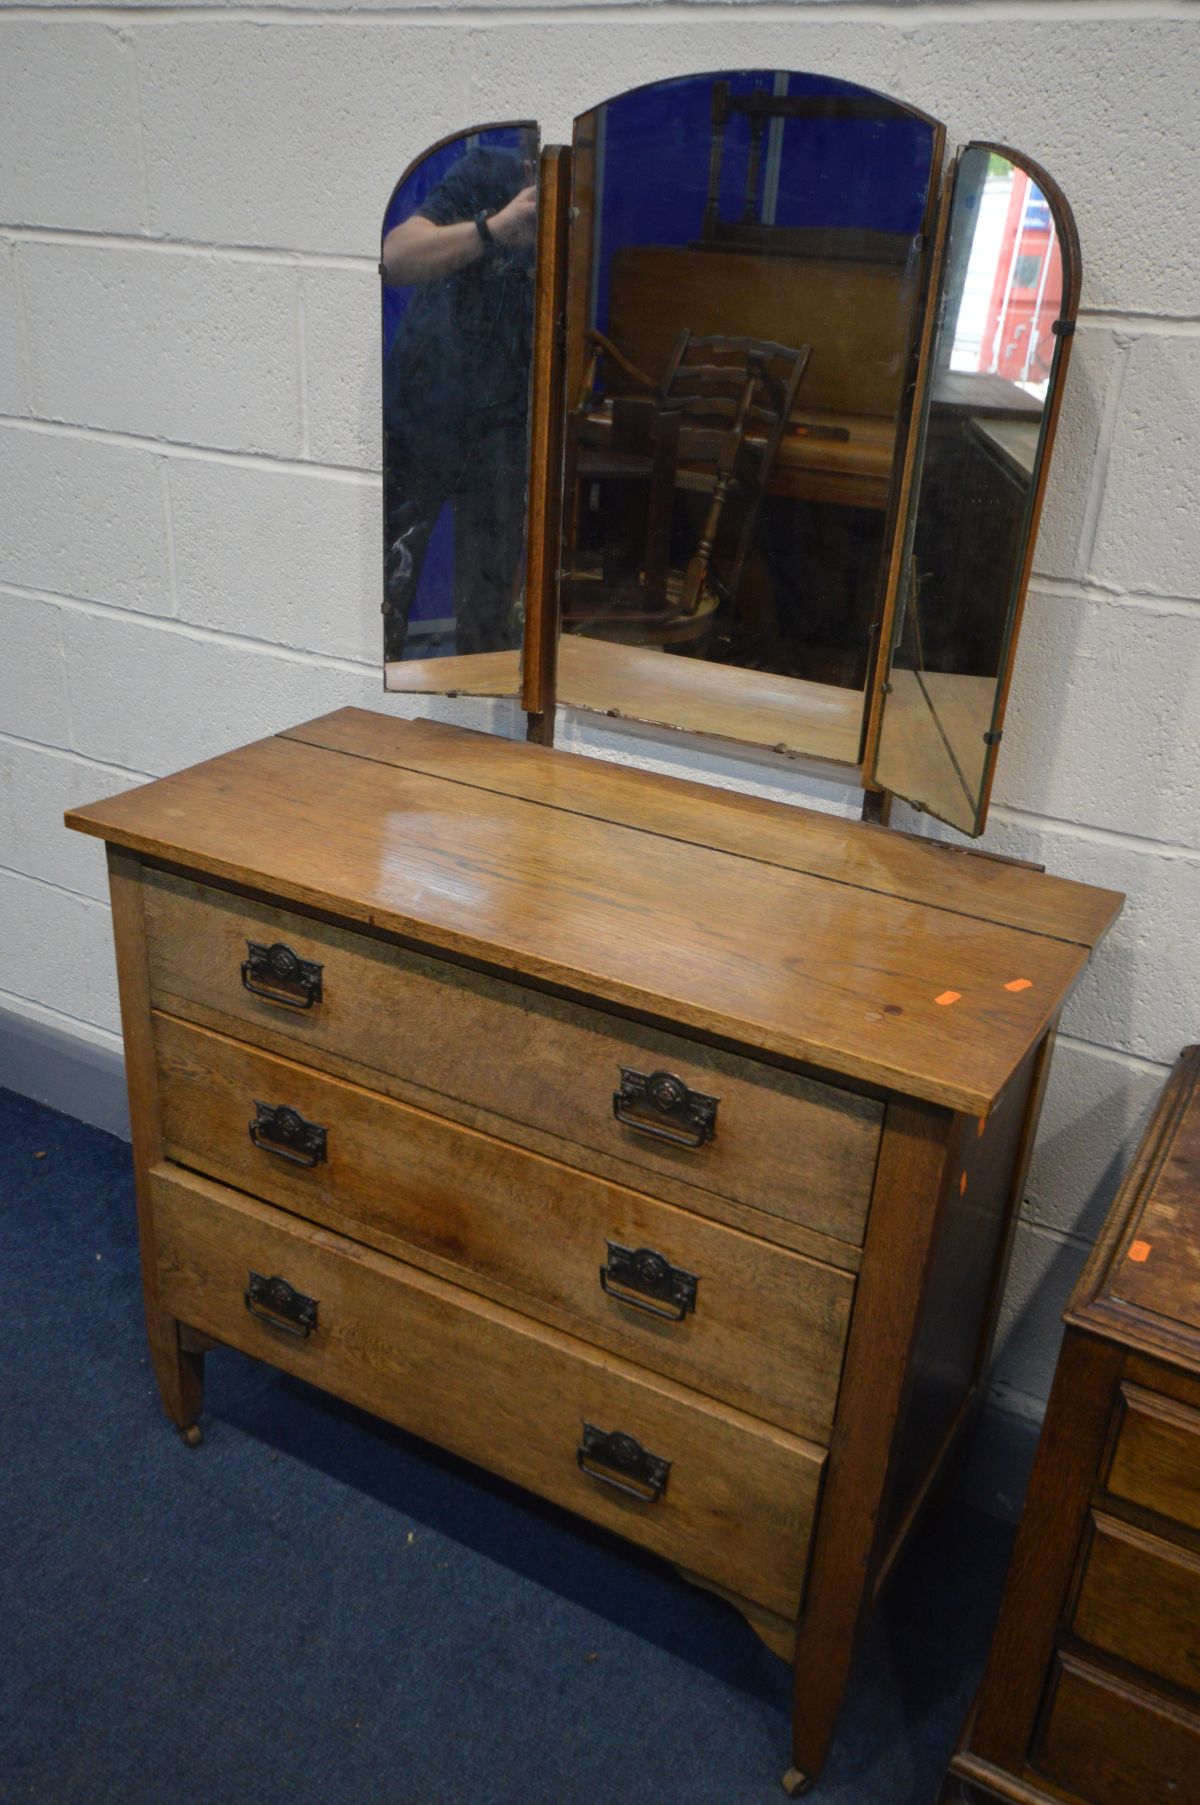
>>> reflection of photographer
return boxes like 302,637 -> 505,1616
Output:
382,144 -> 536,661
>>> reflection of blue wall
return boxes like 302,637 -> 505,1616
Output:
381,124 -> 531,635
594,71 -> 934,333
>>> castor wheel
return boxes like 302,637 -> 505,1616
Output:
180,1424 -> 203,1448
781,1769 -> 811,1797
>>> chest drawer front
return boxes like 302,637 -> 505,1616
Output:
1071,1514 -> 1200,1696
154,1014 -> 853,1441
143,870 -> 882,1248
1034,1653 -> 1200,1805
1105,1385 -> 1200,1537
150,1165 -> 823,1620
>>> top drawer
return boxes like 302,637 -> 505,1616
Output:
1104,1384 -> 1200,1537
142,869 -> 882,1248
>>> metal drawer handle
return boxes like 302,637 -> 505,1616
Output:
577,1425 -> 670,1504
613,1068 -> 718,1150
241,940 -> 323,1011
244,1271 -> 318,1338
600,1242 -> 698,1323
249,1101 -> 328,1169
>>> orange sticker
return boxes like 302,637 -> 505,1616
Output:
959,1171 -> 968,1197
1004,978 -> 1033,993
935,990 -> 962,1007
1128,1240 -> 1152,1264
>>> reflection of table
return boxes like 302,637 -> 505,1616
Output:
966,415 -> 1040,483
577,401 -> 897,510
874,667 -> 997,832
385,635 -> 866,769
930,370 -> 1044,419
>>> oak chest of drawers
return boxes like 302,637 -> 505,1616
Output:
941,1043 -> 1200,1805
66,707 -> 1123,1791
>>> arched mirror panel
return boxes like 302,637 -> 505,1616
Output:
381,122 -> 540,693
868,144 -> 1079,833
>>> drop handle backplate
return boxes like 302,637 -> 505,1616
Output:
241,939 -> 323,1010
600,1242 -> 699,1323
244,1271 -> 319,1338
613,1068 -> 718,1150
249,1101 -> 328,1168
577,1425 -> 671,1504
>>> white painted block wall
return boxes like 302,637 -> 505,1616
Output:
2,0 -> 1197,1436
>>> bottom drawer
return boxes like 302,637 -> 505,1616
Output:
1034,1653 -> 1200,1805
150,1163 -> 824,1619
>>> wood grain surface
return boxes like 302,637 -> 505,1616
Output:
282,711 -> 1120,949
151,1163 -> 824,1618
105,848 -> 203,1430
1071,1513 -> 1200,1695
66,721 -> 1107,1115
1033,1652 -> 1200,1805
143,870 -> 882,1246
153,1011 -> 855,1439
1108,1045 -> 1200,1336
1104,1384 -> 1200,1536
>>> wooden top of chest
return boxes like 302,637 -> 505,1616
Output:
1068,1044 -> 1200,1367
66,709 -> 1122,1118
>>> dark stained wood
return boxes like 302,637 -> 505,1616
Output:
105,847 -> 203,1431
66,729 -> 1094,1118
1033,1653 -> 1200,1805
966,1334 -> 1126,1772
1108,1049 -> 1200,1335
790,1096 -> 956,1779
1103,1384 -> 1200,1536
943,1045 -> 1200,1805
1071,1513 -> 1200,1695
281,709 -> 1121,952
1068,1044 -> 1200,1374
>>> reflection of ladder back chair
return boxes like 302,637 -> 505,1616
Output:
563,330 -> 810,643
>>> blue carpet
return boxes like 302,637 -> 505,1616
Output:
0,1087 -> 1012,1805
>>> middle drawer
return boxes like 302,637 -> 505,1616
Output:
153,1012 -> 854,1442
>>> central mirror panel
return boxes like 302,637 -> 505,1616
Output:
556,72 -> 941,763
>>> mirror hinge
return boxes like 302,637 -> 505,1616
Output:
1051,318 -> 1076,337
983,728 -> 1003,746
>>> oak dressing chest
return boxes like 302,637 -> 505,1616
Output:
67,707 -> 1122,1790
68,64 -> 1126,1793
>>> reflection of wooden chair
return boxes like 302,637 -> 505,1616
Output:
562,330 -> 810,646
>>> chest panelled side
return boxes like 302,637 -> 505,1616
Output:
66,710 -> 1122,1794
942,1045 -> 1200,1805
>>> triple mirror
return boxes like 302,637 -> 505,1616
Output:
380,75 -> 1078,837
